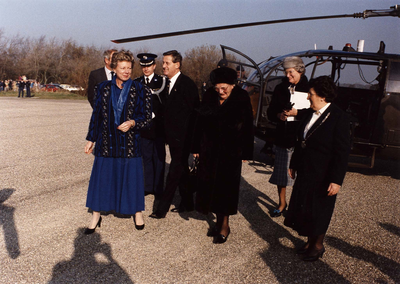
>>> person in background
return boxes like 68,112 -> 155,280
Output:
18,76 -> 26,98
192,67 -> 254,244
149,50 -> 199,219
284,76 -> 350,261
87,49 -> 117,108
267,56 -> 309,218
84,50 -> 152,233
25,79 -> 31,97
236,65 -> 247,88
134,53 -> 167,198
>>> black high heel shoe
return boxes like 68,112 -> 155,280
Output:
84,216 -> 102,235
213,229 -> 230,244
134,215 -> 145,230
303,247 -> 325,261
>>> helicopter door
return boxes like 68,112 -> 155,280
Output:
220,45 -> 264,124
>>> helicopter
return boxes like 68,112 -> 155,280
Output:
222,42 -> 400,168
112,5 -> 400,168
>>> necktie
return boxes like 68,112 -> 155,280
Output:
110,71 -> 115,80
146,77 -> 150,85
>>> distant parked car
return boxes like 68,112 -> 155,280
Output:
59,84 -> 71,90
65,85 -> 84,92
43,84 -> 60,92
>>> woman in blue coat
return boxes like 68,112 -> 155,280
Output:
284,76 -> 350,261
84,50 -> 152,233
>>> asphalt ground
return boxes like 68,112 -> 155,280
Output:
1,97 -> 399,284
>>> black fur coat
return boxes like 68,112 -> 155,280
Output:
192,86 -> 254,215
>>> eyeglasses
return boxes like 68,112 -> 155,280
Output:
214,85 -> 232,93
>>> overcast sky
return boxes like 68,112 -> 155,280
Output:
1,0 -> 399,63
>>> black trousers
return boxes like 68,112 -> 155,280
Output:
141,136 -> 166,195
156,144 -> 193,214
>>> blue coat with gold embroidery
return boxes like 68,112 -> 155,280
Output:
86,79 -> 152,158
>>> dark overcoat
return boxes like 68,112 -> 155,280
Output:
284,103 -> 350,236
192,86 -> 254,215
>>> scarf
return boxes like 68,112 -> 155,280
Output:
111,77 -> 133,126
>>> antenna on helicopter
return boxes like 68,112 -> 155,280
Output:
111,5 -> 400,44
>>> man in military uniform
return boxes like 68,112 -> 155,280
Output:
135,53 -> 167,199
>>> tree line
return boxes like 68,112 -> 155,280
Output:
0,29 -> 238,94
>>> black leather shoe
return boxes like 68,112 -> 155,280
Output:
84,216 -> 102,235
303,247 -> 325,261
213,229 -> 230,244
149,212 -> 166,219
270,206 -> 287,218
170,207 -> 184,213
171,204 -> 194,213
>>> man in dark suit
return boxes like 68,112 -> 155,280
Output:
134,53 -> 167,198
150,50 -> 200,219
87,49 -> 117,108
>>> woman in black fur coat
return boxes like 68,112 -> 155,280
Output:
192,67 -> 254,244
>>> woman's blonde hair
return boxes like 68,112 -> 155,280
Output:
110,50 -> 134,69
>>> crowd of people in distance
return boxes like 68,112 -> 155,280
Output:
0,77 -> 41,97
83,49 -> 350,261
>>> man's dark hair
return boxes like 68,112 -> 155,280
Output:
163,50 -> 182,69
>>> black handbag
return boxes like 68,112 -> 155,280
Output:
188,157 -> 199,193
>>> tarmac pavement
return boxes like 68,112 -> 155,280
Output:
0,97 -> 399,283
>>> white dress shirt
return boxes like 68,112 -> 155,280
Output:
303,103 -> 331,138
105,67 -> 113,81
145,73 -> 154,84
168,71 -> 181,94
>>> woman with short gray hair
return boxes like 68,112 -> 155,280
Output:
267,56 -> 309,218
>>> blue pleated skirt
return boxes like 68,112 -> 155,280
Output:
86,156 -> 145,215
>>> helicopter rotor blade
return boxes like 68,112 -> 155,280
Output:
111,6 -> 399,44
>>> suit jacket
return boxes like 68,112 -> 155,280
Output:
87,67 -> 108,108
164,73 -> 200,148
290,103 -> 350,185
134,74 -> 167,139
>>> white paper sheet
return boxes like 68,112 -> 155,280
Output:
287,91 -> 309,121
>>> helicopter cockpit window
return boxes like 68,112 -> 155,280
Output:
387,61 -> 400,94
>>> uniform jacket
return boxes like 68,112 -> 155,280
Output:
163,73 -> 200,148
87,67 -> 108,108
134,74 -> 167,140
267,76 -> 309,148
86,79 -> 152,158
